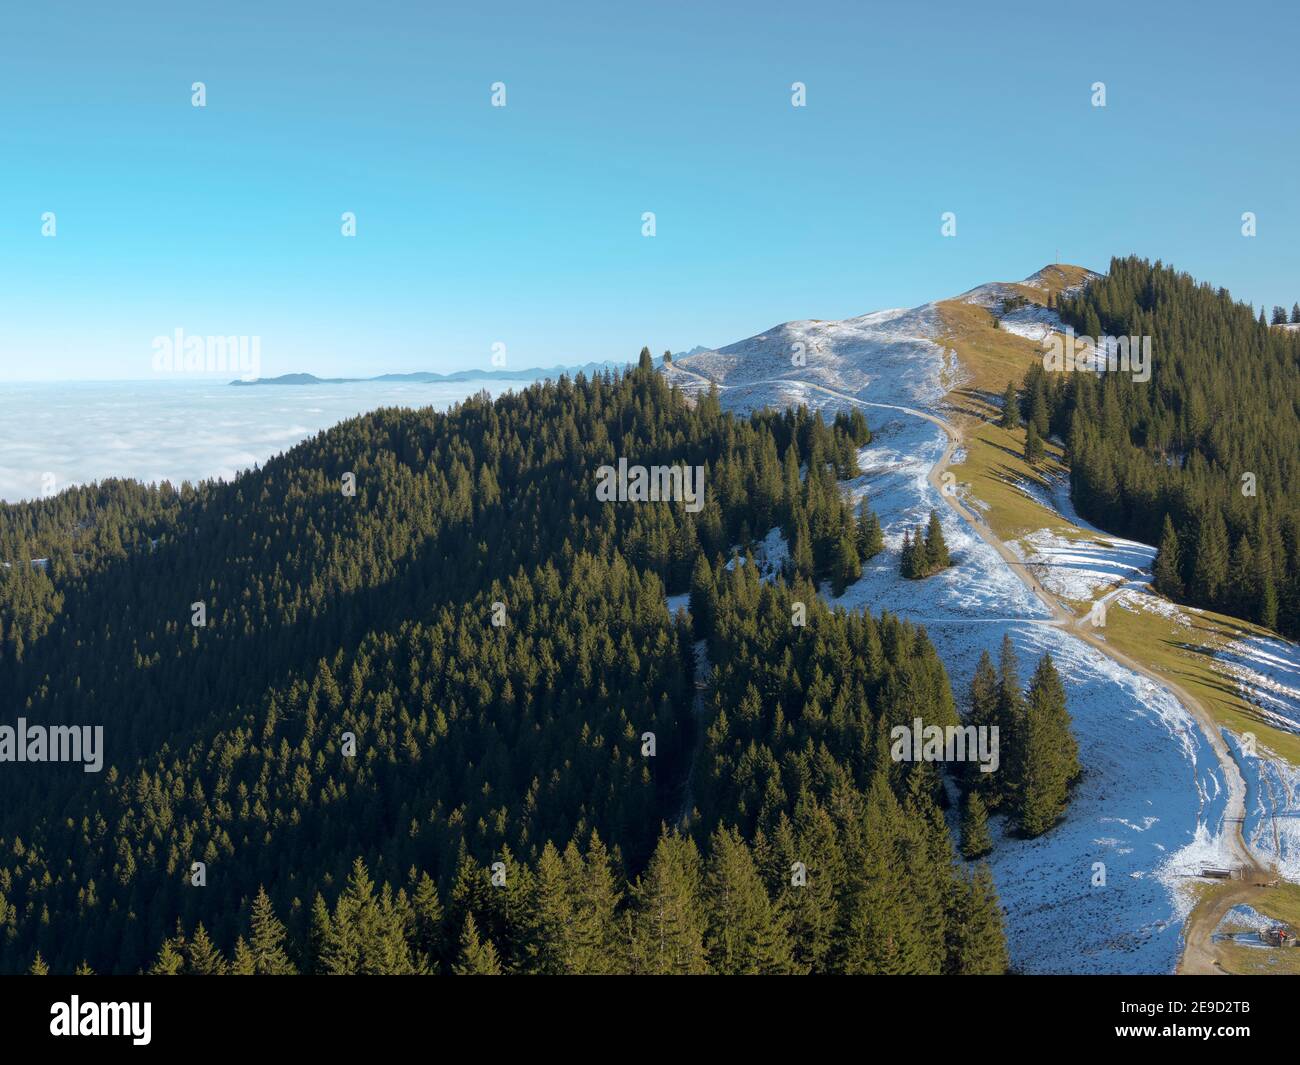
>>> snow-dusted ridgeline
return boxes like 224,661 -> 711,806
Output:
659,273 -> 1251,974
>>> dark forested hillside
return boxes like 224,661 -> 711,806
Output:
0,361 -> 1008,975
1027,256 -> 1300,636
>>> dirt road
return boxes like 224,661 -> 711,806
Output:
666,365 -> 1271,973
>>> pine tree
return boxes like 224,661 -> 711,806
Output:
628,831 -> 709,975
840,774 -> 926,974
1153,514 -> 1183,598
790,516 -> 815,581
995,636 -> 1025,809
772,805 -> 840,974
948,864 -> 1009,975
966,650 -> 1001,800
185,922 -> 228,975
563,832 -> 622,975
452,912 -> 502,975
248,885 -> 296,975
1259,576 -> 1279,631
688,554 -> 717,639
999,380 -> 1019,429
1226,536 -> 1257,620
831,532 -> 861,596
320,857 -> 418,975
1029,378 -> 1050,436
1192,509 -> 1229,605
1024,420 -> 1045,465
900,529 -> 916,579
925,510 -> 949,570
408,870 -> 446,973
149,937 -> 185,975
525,842 -> 573,974
317,896 -> 361,975
1017,654 -> 1078,837
29,951 -> 48,975
856,500 -> 884,560
960,791 -> 993,859
307,893 -> 334,974
702,825 -> 794,974
230,937 -> 256,975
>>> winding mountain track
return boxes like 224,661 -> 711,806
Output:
667,364 -> 1272,974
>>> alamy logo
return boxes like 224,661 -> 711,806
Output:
890,718 -> 999,773
595,459 -> 705,513
50,997 -> 151,1045
0,719 -> 104,773
151,328 -> 261,381
1042,327 -> 1150,382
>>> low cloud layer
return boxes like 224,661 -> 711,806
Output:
0,380 -> 519,503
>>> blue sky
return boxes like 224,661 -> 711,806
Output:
1,0 -> 1296,380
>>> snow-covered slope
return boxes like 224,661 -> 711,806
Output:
658,267 -> 1263,974
663,303 -> 954,413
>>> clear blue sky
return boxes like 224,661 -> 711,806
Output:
2,0 -> 1296,380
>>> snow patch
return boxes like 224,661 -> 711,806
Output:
1216,637 -> 1300,734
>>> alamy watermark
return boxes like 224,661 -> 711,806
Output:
1043,327 -> 1150,383
151,328 -> 261,381
890,718 -> 999,773
0,718 -> 104,773
595,459 -> 705,513
50,997 -> 150,1045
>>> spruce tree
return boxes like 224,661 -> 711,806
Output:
688,554 -> 717,639
149,937 -> 185,976
1192,509 -> 1229,604
832,532 -> 861,596
230,938 -> 256,975
900,529 -> 916,579
995,636 -> 1025,809
408,870 -> 446,973
1153,514 -> 1183,598
1259,577 -> 1279,631
840,774 -> 926,974
702,825 -> 794,974
773,805 -> 840,974
857,501 -> 884,560
790,517 -> 815,580
248,885 -> 296,975
948,864 -> 1009,975
453,912 -> 502,975
925,510 -> 949,570
1017,654 -> 1078,837
525,842 -> 573,974
903,775 -> 958,974
1029,378 -> 1050,436
1024,420 -> 1045,465
564,832 -> 622,975
628,831 -> 709,975
999,380 -> 1019,429
185,923 -> 228,975
966,650 -> 1001,799
960,791 -> 993,859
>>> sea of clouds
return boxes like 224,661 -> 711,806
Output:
0,379 -> 524,503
